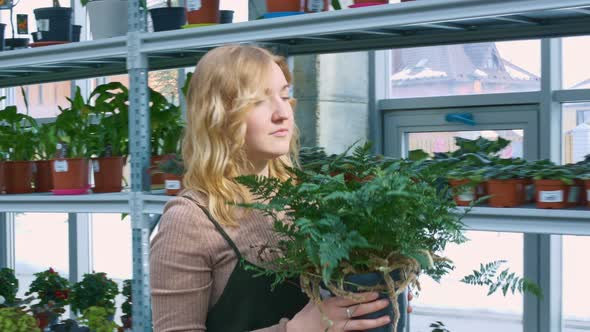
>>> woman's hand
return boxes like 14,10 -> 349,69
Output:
286,292 -> 391,332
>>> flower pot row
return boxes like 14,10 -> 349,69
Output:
450,178 -> 590,209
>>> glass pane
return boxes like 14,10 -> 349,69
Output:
92,214 -> 132,324
17,82 -> 72,118
407,130 -> 524,159
562,102 -> 590,164
14,213 -> 70,300
562,36 -> 590,89
390,40 -> 540,98
563,236 -> 590,331
410,232 -> 524,332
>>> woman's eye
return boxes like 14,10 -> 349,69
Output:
281,97 -> 290,101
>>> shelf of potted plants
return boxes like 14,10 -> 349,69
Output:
1,0 -> 590,88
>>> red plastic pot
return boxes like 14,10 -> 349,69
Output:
449,179 -> 478,206
487,179 -> 524,208
186,0 -> 220,24
92,156 -> 124,193
34,160 -> 53,193
266,0 -> 302,12
535,179 -> 569,209
5,161 -> 34,194
51,158 -> 89,191
151,154 -> 175,188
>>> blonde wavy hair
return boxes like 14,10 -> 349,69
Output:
182,44 -> 300,227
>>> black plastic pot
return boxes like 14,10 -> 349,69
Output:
5,37 -> 29,50
220,10 -> 234,24
72,24 -> 82,42
33,7 -> 73,41
341,272 -> 408,332
149,7 -> 186,32
0,23 -> 5,51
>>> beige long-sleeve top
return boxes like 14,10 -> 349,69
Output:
150,190 -> 296,332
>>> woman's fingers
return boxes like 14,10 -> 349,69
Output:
342,315 -> 391,331
347,299 -> 390,318
329,292 -> 380,307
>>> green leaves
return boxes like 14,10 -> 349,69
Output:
0,104 -> 38,161
460,260 -> 543,298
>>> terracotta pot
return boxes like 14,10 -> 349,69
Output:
5,161 -> 34,194
165,173 -> 183,196
449,179 -> 478,206
573,179 -> 586,206
151,154 -> 175,188
34,160 -> 53,193
486,179 -> 524,208
186,0 -> 220,24
266,0 -> 302,12
51,158 -> 89,191
92,156 -> 124,193
304,0 -> 329,12
353,0 -> 388,4
534,179 -> 569,209
585,180 -> 590,208
0,161 -> 5,194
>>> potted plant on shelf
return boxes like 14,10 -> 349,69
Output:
185,0 -> 220,25
149,0 -> 186,32
0,268 -> 18,307
53,87 -> 95,194
156,154 -> 184,195
0,103 -> 38,194
150,89 -> 183,189
532,164 -> 575,209
88,82 -> 129,193
80,0 -> 129,39
120,279 -> 132,329
33,0 -> 73,42
70,272 -> 118,318
236,142 -> 541,332
24,268 -> 70,330
484,160 -> 527,208
0,307 -> 39,332
34,123 -> 58,193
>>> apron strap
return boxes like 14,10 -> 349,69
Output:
181,195 -> 243,261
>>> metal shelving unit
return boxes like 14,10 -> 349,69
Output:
1,0 -> 589,331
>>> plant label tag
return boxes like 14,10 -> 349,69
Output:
165,180 -> 181,190
526,184 -> 535,202
307,0 -> 324,12
54,160 -> 68,173
93,160 -> 100,173
539,190 -> 563,203
36,19 -> 49,32
567,186 -> 580,203
458,189 -> 475,202
186,0 -> 202,11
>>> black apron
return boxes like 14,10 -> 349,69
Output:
182,195 -> 308,332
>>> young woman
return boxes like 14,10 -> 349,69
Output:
150,44 -> 397,332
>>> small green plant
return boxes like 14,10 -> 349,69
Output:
0,307 -> 39,332
150,89 -> 184,156
156,154 -> 184,176
55,87 -> 96,159
461,260 -> 543,298
70,272 -> 118,315
25,268 -> 70,308
88,82 -> 129,157
79,306 -> 119,332
35,123 -> 58,160
532,165 -> 575,185
120,279 -> 132,328
0,102 -> 38,161
0,268 -> 18,306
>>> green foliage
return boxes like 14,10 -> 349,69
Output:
0,268 -> 18,306
532,165 -> 575,184
55,87 -> 96,158
156,154 -> 184,176
460,260 -> 543,298
236,142 -> 467,288
25,268 -> 70,308
121,279 -> 132,317
79,306 -> 119,332
0,103 -> 38,161
150,89 -> 184,156
88,82 -> 130,157
70,272 -> 119,314
0,307 -> 39,332
36,123 -> 58,160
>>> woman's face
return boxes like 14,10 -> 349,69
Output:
244,62 -> 294,163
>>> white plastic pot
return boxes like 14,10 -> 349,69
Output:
86,0 -> 129,39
